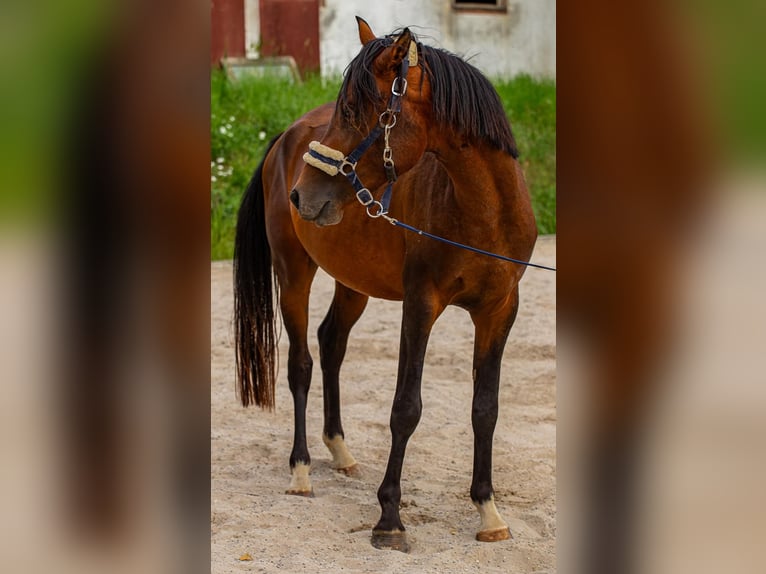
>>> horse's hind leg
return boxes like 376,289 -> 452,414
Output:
468,286 -> 520,542
318,281 -> 368,475
276,257 -> 318,496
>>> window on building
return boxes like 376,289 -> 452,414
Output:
453,0 -> 507,12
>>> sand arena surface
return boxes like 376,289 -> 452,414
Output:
211,236 -> 556,573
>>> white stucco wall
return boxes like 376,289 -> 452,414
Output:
319,0 -> 555,79
244,0 -> 260,58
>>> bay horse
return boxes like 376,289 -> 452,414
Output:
234,17 -> 537,552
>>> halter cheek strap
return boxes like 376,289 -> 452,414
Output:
302,122 -> 386,215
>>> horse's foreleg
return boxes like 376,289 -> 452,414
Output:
372,290 -> 444,553
318,282 -> 368,476
278,262 -> 318,496
469,286 -> 520,542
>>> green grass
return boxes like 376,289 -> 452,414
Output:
494,76 -> 556,236
210,70 -> 556,260
210,70 -> 339,260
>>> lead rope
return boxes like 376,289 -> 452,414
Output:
379,215 -> 557,271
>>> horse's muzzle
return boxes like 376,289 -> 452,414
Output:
290,187 -> 344,227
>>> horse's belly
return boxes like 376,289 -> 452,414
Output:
317,259 -> 404,300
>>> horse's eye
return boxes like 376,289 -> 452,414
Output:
340,105 -> 354,124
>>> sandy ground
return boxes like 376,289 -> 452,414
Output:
211,235 -> 556,573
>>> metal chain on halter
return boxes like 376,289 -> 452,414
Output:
376,66 -> 407,216
382,115 -> 397,183
376,108 -> 398,216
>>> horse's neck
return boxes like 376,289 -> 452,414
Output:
434,139 -> 523,213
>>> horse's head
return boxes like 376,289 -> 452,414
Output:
290,17 -> 431,226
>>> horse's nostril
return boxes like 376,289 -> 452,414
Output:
289,189 -> 300,209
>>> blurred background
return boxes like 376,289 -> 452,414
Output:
557,1 -> 766,573
0,0 -> 764,573
0,1 -> 210,573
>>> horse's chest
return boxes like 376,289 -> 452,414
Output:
294,218 -> 407,301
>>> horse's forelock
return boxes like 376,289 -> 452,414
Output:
338,37 -> 392,131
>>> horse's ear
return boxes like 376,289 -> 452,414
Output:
356,16 -> 376,45
390,28 -> 413,67
374,28 -> 412,72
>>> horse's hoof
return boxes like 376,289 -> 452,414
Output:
285,488 -> 314,498
476,526 -> 512,542
371,530 -> 410,553
336,463 -> 360,477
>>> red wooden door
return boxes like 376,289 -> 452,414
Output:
211,0 -> 246,64
259,0 -> 320,75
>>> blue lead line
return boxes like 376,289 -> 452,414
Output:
391,220 -> 557,272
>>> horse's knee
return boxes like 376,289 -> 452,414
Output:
287,354 -> 313,394
390,399 -> 422,437
471,397 -> 498,434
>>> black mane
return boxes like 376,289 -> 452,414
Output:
338,32 -> 519,158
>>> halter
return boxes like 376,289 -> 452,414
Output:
301,44 -> 557,272
302,47 -> 411,218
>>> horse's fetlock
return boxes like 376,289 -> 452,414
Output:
470,483 -> 494,504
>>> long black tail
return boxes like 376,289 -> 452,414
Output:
234,135 -> 282,409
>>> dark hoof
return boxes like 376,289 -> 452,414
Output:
371,530 -> 410,553
337,463 -> 360,477
285,488 -> 314,498
476,527 -> 512,542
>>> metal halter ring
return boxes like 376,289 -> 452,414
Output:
379,110 -> 397,128
339,159 -> 357,176
366,201 -> 386,218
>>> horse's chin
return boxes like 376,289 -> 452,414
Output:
311,203 -> 344,227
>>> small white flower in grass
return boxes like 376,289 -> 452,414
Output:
219,126 -> 227,135
211,175 -> 217,182
259,131 -> 267,141
216,157 -> 224,164
229,116 -> 235,122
